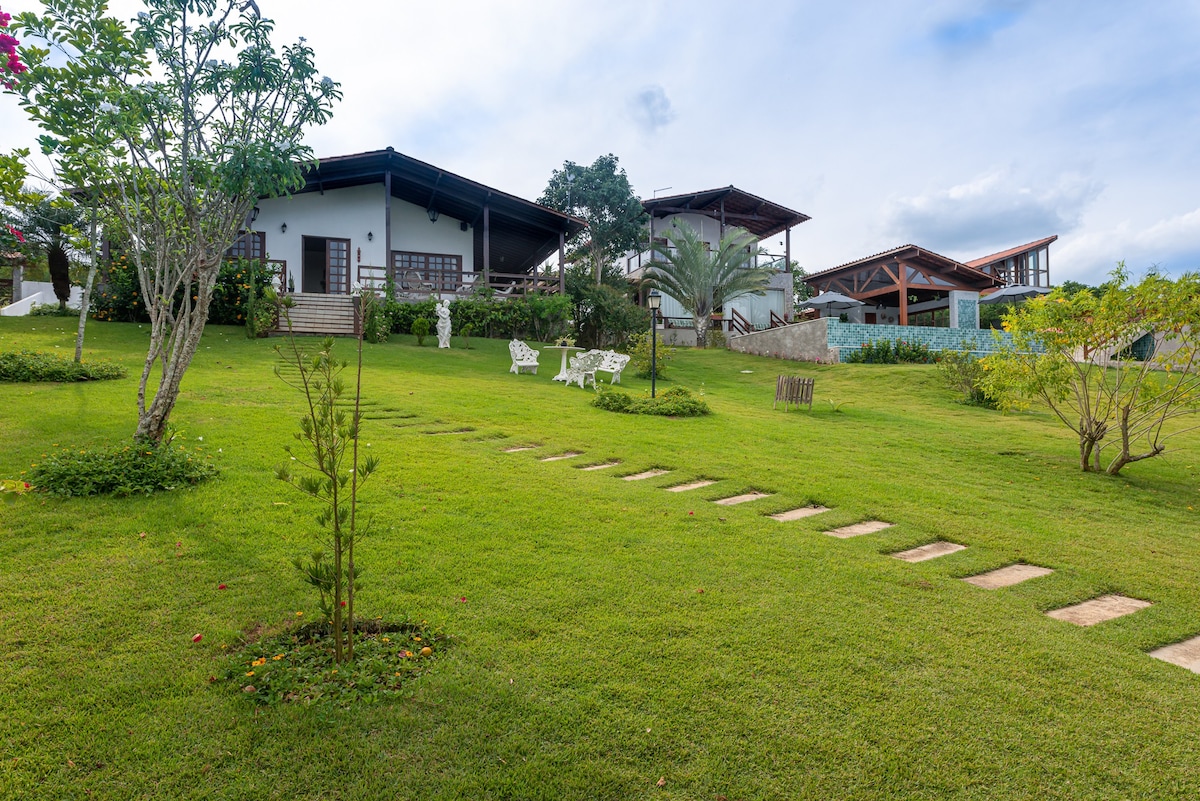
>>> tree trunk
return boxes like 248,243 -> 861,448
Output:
694,314 -> 709,349
74,207 -> 99,364
48,244 -> 71,309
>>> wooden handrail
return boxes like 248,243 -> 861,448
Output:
770,310 -> 787,328
729,308 -> 751,336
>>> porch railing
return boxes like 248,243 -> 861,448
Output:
356,265 -> 563,300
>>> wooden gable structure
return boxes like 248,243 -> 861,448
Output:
806,245 -> 1000,326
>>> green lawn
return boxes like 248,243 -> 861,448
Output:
3,316 -> 1200,800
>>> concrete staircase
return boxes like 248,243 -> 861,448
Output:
277,293 -> 357,336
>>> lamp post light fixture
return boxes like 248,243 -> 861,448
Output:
647,291 -> 661,398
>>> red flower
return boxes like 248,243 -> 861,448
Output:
339,600 -> 346,607
191,633 -> 202,643
23,482 -> 29,489
218,583 -> 227,590
7,225 -> 24,243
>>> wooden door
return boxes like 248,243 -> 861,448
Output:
325,238 -> 350,295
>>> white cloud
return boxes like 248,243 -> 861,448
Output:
882,169 -> 1103,256
1055,208 -> 1200,282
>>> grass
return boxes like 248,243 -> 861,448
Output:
2,315 -> 1200,799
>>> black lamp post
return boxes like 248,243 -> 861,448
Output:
647,291 -> 661,398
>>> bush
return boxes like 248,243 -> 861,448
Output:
591,385 -> 710,417
0,349 -> 126,382
360,295 -> 389,344
28,303 -> 78,317
411,316 -> 430,345
572,283 -> 648,349
936,347 -> 997,407
624,331 -> 674,379
90,255 -> 272,327
844,338 -> 935,364
28,438 -> 218,496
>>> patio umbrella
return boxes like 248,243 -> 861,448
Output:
980,285 -> 1051,304
799,291 -> 864,317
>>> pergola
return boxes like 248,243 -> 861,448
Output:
806,245 -> 1000,325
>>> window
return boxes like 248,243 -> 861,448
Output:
226,231 -> 265,261
392,251 -> 463,292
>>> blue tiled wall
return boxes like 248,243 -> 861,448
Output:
826,320 -> 1013,362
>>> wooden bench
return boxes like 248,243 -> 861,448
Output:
775,375 -> 814,411
509,339 -> 540,375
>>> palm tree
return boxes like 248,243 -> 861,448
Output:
644,221 -> 773,347
20,194 -> 82,310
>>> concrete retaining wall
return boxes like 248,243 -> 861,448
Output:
727,318 -> 834,362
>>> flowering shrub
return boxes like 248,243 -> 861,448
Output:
624,330 -> 674,379
0,6 -> 28,89
844,338 -> 936,364
27,438 -> 217,496
0,349 -> 125,381
90,255 -> 272,326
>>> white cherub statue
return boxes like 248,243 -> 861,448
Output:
435,299 -> 452,348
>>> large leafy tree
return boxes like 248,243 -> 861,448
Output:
9,0 -> 340,441
642,220 -> 772,347
984,266 -> 1200,475
538,153 -> 648,285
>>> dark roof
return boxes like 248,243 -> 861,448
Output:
965,235 -> 1058,268
808,244 -> 998,287
295,148 -> 587,273
641,186 -> 810,240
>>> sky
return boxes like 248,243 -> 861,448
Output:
3,0 -> 1200,284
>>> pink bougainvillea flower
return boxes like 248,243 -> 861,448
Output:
456,596 -> 467,603
191,633 -> 202,643
175,541 -> 182,548
6,225 -> 24,243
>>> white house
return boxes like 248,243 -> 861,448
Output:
236,148 -> 584,332
621,186 -> 810,340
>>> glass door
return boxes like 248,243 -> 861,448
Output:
326,238 -> 350,295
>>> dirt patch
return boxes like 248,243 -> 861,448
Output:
540,452 -> 582,462
580,461 -> 620,471
623,469 -> 671,481
1149,635 -> 1200,674
713,492 -> 771,506
1046,594 -> 1152,626
769,506 -> 830,522
503,446 -> 537,453
666,480 -> 717,492
891,541 -> 966,562
963,564 -> 1054,589
824,520 -> 893,539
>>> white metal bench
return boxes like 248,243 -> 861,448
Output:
563,350 -> 606,388
593,350 -> 631,384
509,339 -> 540,374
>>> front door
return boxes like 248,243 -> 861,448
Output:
326,238 -> 350,295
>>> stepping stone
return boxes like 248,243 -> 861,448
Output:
426,428 -> 474,435
623,469 -> 670,481
1149,635 -> 1200,674
713,492 -> 771,506
503,446 -> 537,453
666,480 -> 717,493
580,461 -> 620,471
824,520 -> 893,539
891,541 -> 966,563
962,564 -> 1054,589
540,452 -> 582,462
1045,594 -> 1152,626
769,506 -> 830,522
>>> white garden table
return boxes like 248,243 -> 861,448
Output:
543,345 -> 584,381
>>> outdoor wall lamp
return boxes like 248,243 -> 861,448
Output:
280,222 -> 287,234
647,291 -> 662,398
367,231 -> 374,242
427,207 -> 439,223
249,206 -> 260,224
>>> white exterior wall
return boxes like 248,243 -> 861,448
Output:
254,184 -> 387,291
390,201 -> 474,274
253,185 -> 477,293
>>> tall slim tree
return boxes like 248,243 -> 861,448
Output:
539,154 -> 648,285
643,220 -> 773,347
10,0 -> 340,441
